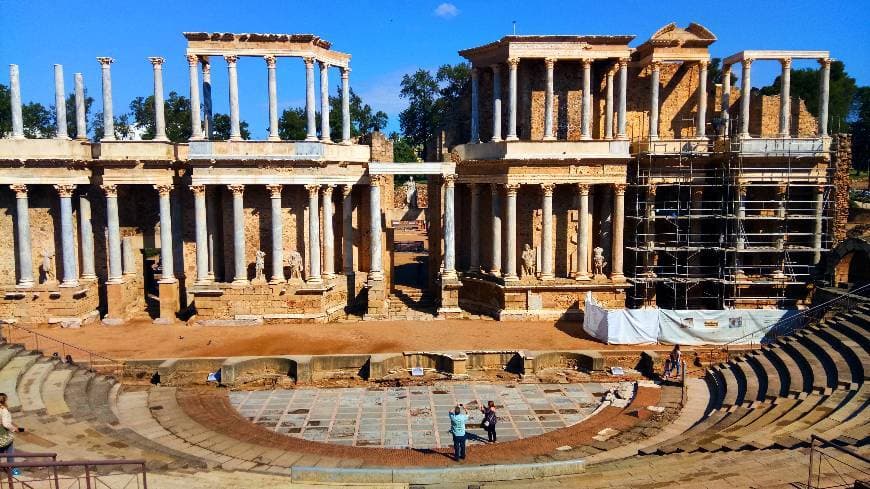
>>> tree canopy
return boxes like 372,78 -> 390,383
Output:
129,91 -> 193,142
851,86 -> 870,171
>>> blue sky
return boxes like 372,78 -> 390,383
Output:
1,0 -> 867,137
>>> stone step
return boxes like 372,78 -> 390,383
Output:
717,364 -> 742,407
747,351 -> 781,399
779,337 -> 833,391
703,370 -> 724,414
42,368 -> 73,415
0,353 -> 40,411
735,356 -> 763,404
764,346 -> 804,396
810,325 -> 867,383
17,359 -> 56,413
796,331 -> 853,388
745,394 -> 827,448
774,389 -> 852,444
717,398 -> 800,450
0,345 -> 24,371
834,318 -> 870,351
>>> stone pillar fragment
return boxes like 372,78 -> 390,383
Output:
491,64 -> 502,142
97,57 -> 115,140
818,58 -> 831,136
55,185 -> 78,287
617,58 -> 628,139
202,59 -> 213,139
11,185 -> 33,287
304,57 -> 318,141
228,185 -> 247,284
649,62 -> 661,141
490,184 -> 502,276
322,185 -> 335,279
470,67 -> 480,143
79,192 -> 95,280
581,59 -> 593,140
122,236 -> 136,276
192,185 -> 209,284
265,56 -> 279,141
739,59 -> 752,138
103,185 -> 122,283
186,55 -> 203,140
506,58 -> 519,141
267,185 -> 284,283
504,184 -> 519,281
155,185 -> 174,281
575,184 -> 590,280
369,176 -> 384,281
306,184 -> 322,284
74,73 -> 87,140
341,68 -> 351,144
320,61 -> 331,142
225,55 -> 242,141
543,58 -> 556,140
779,58 -> 792,138
611,184 -> 625,281
341,185 -> 354,274
9,65 -> 24,139
443,175 -> 457,280
54,64 -> 69,139
149,57 -> 168,141
697,60 -> 708,138
605,64 -> 615,140
540,184 -> 554,280
722,64 -> 731,135
468,183 -> 480,271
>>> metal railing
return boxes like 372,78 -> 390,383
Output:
806,435 -> 870,489
0,459 -> 146,489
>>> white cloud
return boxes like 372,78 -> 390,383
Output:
433,2 -> 459,19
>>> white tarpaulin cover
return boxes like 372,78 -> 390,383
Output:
582,292 -> 800,345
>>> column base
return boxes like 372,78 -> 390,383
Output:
368,271 -> 384,282
306,277 -> 323,285
610,273 -> 626,283
16,281 -> 34,289
489,269 -> 501,278
341,139 -> 352,145
777,133 -> 791,139
80,274 -> 97,281
194,279 -> 214,287
574,273 -> 591,281
152,136 -> 169,142
491,138 -> 502,143
231,278 -> 249,287
540,273 -> 555,281
738,133 -> 750,139
158,280 -> 179,324
542,135 -> 556,141
267,135 -> 281,141
580,135 -> 592,141
505,135 -> 519,141
269,277 -> 286,285
617,134 -> 628,140
305,135 -> 319,142
158,277 -> 178,284
229,136 -> 243,142
59,280 -> 80,288
320,137 -> 332,143
441,270 -> 458,281
649,135 -> 659,141
503,273 -> 519,282
322,272 -> 336,280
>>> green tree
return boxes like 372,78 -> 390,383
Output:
851,86 -> 870,171
129,91 -> 193,142
278,107 -> 308,141
398,63 -> 471,158
398,69 -> 439,155
434,63 -> 471,147
327,88 -> 388,141
0,84 -> 11,136
708,58 -> 737,86
22,102 -> 53,138
390,132 -> 418,162
211,113 -> 250,140
93,112 -> 134,140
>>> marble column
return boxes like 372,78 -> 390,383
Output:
617,59 -> 628,139
155,185 -> 174,282
814,185 -> 825,265
192,185 -> 209,283
148,57 -> 168,141
11,185 -> 33,287
341,185 -> 354,274
470,67 -> 480,143
504,184 -> 519,281
55,185 -> 78,287
468,183 -> 480,271
739,58 -> 753,138
649,61 -> 661,141
369,176 -> 384,281
54,64 -> 69,139
8,65 -> 24,139
320,61 -> 331,142
228,185 -> 247,284
605,64 -> 615,140
581,59 -> 593,140
304,57 -> 318,141
778,58 -> 792,138
722,64 -> 732,136
587,186 -> 595,273
306,184 -> 322,284
490,184 -> 502,276
341,68 -> 351,144
506,58 -> 519,141
186,55 -> 203,140
267,184 -> 285,283
322,185 -> 335,279
818,58 -> 831,136
122,237 -> 136,276
611,184 -> 626,281
206,188 -> 217,281
102,185 -> 122,283
97,57 -> 115,141
78,192 -> 95,280
201,59 -> 213,139
265,56 -> 279,141
225,55 -> 242,141
543,58 -> 556,140
575,184 -> 590,280
442,175 -> 458,280
74,73 -> 87,140
540,184 -> 554,281
491,64 -> 502,142
697,60 -> 708,138
599,185 -> 613,272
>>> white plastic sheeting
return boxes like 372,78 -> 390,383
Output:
582,292 -> 800,345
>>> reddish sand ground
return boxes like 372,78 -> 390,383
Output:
7,319 -> 652,360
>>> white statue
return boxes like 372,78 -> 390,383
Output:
41,247 -> 56,284
593,246 -> 607,277
404,177 -> 418,209
288,250 -> 304,280
254,250 -> 266,282
521,244 -> 536,278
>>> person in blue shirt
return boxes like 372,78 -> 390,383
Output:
448,404 -> 469,461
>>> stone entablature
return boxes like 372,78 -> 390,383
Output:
632,22 -> 716,65
183,32 -> 350,68
459,35 -> 635,66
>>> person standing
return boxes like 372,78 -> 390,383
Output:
663,344 -> 682,380
0,393 -> 23,477
481,400 -> 498,443
448,404 -> 469,461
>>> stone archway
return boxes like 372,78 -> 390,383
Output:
828,237 -> 870,288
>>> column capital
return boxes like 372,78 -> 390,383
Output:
305,184 -> 321,196
190,184 -> 205,195
322,184 -> 335,196
54,184 -> 76,197
318,60 -> 330,70
618,57 -> 630,67
544,57 -> 556,69
613,183 -> 627,195
780,57 -> 792,70
264,55 -> 277,68
96,57 -> 114,66
742,58 -> 754,68
506,183 -> 520,195
227,184 -> 245,196
10,184 -> 27,197
698,59 -> 710,68
341,184 -> 353,197
577,183 -> 590,196
507,57 -> 520,68
154,184 -> 173,196
303,56 -> 316,67
101,184 -> 118,197
443,174 -> 458,187
223,55 -> 239,65
341,66 -> 350,78
541,183 -> 555,196
606,63 -> 618,76
649,60 -> 662,71
186,54 -> 199,67
148,56 -> 165,66
818,58 -> 832,68
369,174 -> 387,187
266,184 -> 283,198
737,183 -> 747,197
490,63 -> 501,73
471,66 -> 479,77
580,58 -> 593,68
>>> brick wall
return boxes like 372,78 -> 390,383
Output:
832,134 -> 852,245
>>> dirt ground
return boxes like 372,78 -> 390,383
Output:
8,319 -> 650,361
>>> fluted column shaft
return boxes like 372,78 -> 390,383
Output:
649,62 -> 661,141
491,65 -> 502,142
504,184 -> 519,281
320,62 -> 331,142
341,186 -> 354,273
543,58 -> 555,140
322,185 -> 335,279
697,60 -> 708,138
581,59 -> 593,140
155,185 -> 174,281
304,57 -> 318,141
506,58 -> 519,141
11,186 -> 33,287
225,56 -> 241,141
103,186 -> 122,283
186,56 -> 203,140
611,184 -> 625,280
490,184 -> 502,275
541,184 -> 554,280
341,68 -> 351,144
740,59 -> 752,138
369,177 -> 384,281
265,56 -> 279,141
443,176 -> 457,279
79,192 -> 95,279
97,58 -> 115,140
74,73 -> 87,140
149,57 -> 167,141
229,185 -> 247,284
470,67 -> 480,143
202,60 -> 213,139
267,185 -> 284,282
468,183 -> 480,271
818,59 -> 831,136
192,185 -> 208,283
605,65 -> 615,140
307,185 -> 322,283
55,185 -> 78,287
54,65 -> 69,139
576,184 -> 590,280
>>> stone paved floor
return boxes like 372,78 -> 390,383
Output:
230,383 -> 610,449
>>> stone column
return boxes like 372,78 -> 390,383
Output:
54,185 -> 78,287
147,57 -> 168,141
341,185 -> 354,274
267,184 -> 285,283
617,58 -> 629,139
778,58 -> 792,138
818,58 -> 831,136
504,183 -> 519,281
644,184 -> 657,276
697,60 -> 709,138
192,185 -> 209,284
814,185 -> 825,265
442,175 -> 458,280
206,188 -> 217,280
186,55 -> 203,140
11,185 -> 33,287
490,184 -> 502,276
581,58 -> 593,140
470,67 -> 480,143
341,68 -> 351,144
506,58 -> 519,141
306,184 -> 322,284
739,58 -> 753,138
54,64 -> 69,139
322,185 -> 335,279
201,58 -> 213,139
155,185 -> 174,281
369,176 -> 384,281
304,57 -> 318,141
468,183 -> 480,271
649,61 -> 661,141
611,184 -> 625,281
605,64 -> 615,140
320,61 -> 331,142
225,55 -> 242,141
543,58 -> 556,140
78,192 -> 95,280
74,73 -> 87,140
102,185 -> 122,283
722,64 -> 732,136
97,57 -> 115,140
8,65 -> 24,139
491,64 -> 502,142
122,236 -> 136,276
228,185 -> 247,284
265,56 -> 279,141
575,184 -> 590,280
540,184 -> 554,281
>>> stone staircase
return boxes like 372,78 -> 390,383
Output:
387,287 -> 437,319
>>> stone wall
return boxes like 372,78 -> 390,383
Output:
832,134 -> 852,246
392,185 -> 429,209
0,279 -> 99,326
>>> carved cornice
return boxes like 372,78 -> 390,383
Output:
10,184 -> 27,197
154,184 -> 173,196
443,174 -> 458,186
577,183 -> 590,195
53,184 -> 76,197
305,184 -> 321,196
780,58 -> 792,70
186,54 -> 199,67
507,57 -> 520,68
613,183 -> 627,195
264,55 -> 277,68
266,184 -> 283,197
148,56 -> 165,66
